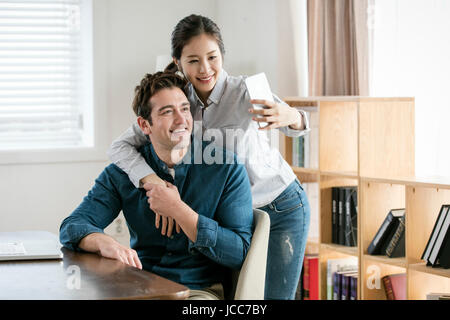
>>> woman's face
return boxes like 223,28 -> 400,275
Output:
176,33 -> 223,99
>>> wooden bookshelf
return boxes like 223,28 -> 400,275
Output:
284,96 -> 450,300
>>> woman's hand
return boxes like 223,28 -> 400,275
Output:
249,99 -> 303,130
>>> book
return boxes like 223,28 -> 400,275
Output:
332,187 -> 340,244
338,188 -> 345,245
326,257 -> 358,300
385,215 -> 405,258
367,208 -> 405,255
426,292 -> 450,300
422,205 -> 449,263
341,272 -> 358,300
350,189 -> 358,246
382,273 -> 406,300
332,272 -> 340,300
437,225 -> 450,268
343,187 -> 357,247
349,274 -> 358,300
294,106 -> 318,169
309,256 -> 319,300
429,207 -> 450,267
303,255 -> 319,300
292,136 -> 305,167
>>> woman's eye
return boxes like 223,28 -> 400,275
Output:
209,56 -> 216,60
188,60 -> 198,64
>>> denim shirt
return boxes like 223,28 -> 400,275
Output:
59,139 -> 253,289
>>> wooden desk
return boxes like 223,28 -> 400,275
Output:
0,247 -> 190,300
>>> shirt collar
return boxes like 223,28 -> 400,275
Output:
207,68 -> 227,105
142,136 -> 198,173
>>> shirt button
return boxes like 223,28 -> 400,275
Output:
167,252 -> 172,256
169,235 -> 174,240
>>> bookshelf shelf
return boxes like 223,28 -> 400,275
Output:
320,171 -> 359,179
321,243 -> 358,257
409,263 -> 450,279
292,167 -> 319,183
363,254 -> 407,269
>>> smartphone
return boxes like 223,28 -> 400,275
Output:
244,72 -> 274,128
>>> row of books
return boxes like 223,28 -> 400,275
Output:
367,208 -> 405,258
297,257 -> 449,300
331,186 -> 357,247
422,204 -> 450,268
291,108 -> 318,168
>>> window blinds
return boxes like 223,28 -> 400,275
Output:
0,0 -> 87,150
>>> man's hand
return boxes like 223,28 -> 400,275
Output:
144,181 -> 198,242
79,233 -> 142,269
141,175 -> 180,237
144,181 -> 183,218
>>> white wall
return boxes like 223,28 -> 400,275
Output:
0,1 -> 295,243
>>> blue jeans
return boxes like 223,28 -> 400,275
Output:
258,179 -> 311,300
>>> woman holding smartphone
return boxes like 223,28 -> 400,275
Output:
108,14 -> 310,300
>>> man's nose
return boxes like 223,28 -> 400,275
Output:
173,110 -> 187,123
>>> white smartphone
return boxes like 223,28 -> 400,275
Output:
245,72 -> 274,128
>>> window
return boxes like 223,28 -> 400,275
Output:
0,0 -> 93,151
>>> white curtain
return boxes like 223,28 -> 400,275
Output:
369,0 -> 450,177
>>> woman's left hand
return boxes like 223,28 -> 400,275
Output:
249,99 -> 303,130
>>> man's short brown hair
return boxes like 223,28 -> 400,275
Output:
132,72 -> 187,125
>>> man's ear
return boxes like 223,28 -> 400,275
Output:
137,116 -> 151,135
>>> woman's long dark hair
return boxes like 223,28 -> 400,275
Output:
164,14 -> 225,73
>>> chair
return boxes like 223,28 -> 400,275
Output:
227,208 -> 271,300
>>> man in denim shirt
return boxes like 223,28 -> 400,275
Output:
59,72 -> 253,300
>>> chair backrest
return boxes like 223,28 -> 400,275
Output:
231,208 -> 270,300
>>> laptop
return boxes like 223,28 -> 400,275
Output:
0,231 -> 63,261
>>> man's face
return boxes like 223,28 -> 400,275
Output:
142,87 -> 192,150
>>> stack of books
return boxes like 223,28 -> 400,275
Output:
367,208 -> 406,258
331,186 -> 358,247
327,257 -> 358,300
422,204 -> 450,268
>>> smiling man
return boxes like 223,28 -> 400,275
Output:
59,72 -> 253,300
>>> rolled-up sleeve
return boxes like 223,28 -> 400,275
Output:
107,122 -> 155,188
274,94 -> 311,138
188,162 -> 254,270
59,166 -> 122,251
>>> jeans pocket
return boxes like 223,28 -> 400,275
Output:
272,190 -> 303,213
